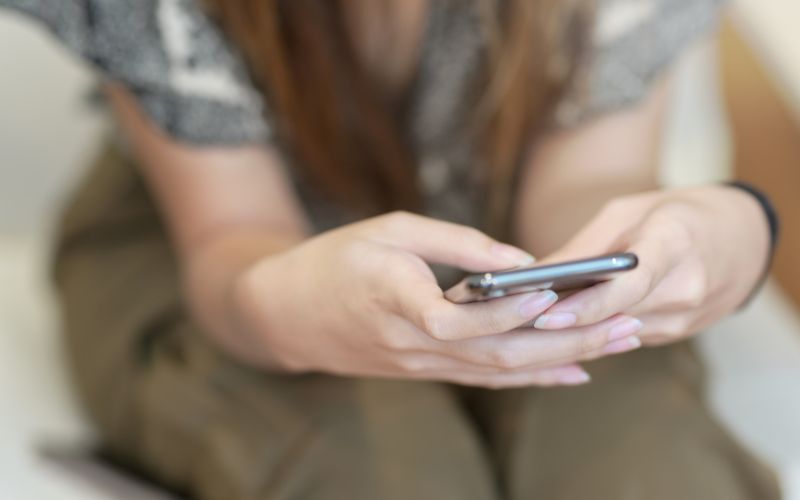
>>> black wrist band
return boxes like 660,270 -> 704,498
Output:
725,181 -> 780,306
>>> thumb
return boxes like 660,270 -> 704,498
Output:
370,212 -> 535,271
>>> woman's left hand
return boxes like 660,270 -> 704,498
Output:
533,185 -> 771,346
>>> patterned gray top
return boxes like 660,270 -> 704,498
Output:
2,0 -> 725,233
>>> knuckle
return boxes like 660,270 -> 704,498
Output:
396,356 -> 427,373
489,349 -> 524,370
380,210 -> 416,233
650,203 -> 698,247
663,318 -> 691,338
586,331 -> 609,352
379,329 -> 415,351
572,304 -> 601,326
418,306 -> 448,340
681,264 -> 708,309
568,336 -> 589,357
662,219 -> 696,252
395,253 -> 432,277
576,330 -> 608,355
677,289 -> 704,310
632,263 -> 657,298
656,259 -> 708,312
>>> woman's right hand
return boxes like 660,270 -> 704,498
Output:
230,212 -> 643,388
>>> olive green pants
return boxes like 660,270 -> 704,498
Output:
52,144 -> 782,500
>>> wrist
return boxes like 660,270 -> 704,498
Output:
655,185 -> 772,309
184,231 -> 300,365
721,182 -> 779,306
689,184 -> 773,306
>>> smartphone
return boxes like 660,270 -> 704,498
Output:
444,252 -> 638,303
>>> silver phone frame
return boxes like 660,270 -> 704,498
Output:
444,252 -> 638,303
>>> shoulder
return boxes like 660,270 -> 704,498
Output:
558,0 -> 727,126
3,0 -> 270,145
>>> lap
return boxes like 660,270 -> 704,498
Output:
53,142 -> 781,500
132,323 -> 496,500
465,343 -> 781,500
53,143 -> 496,500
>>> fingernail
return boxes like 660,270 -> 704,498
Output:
491,243 -> 536,267
559,370 -> 592,385
534,312 -> 577,329
519,290 -> 558,318
602,336 -> 642,355
608,318 -> 644,342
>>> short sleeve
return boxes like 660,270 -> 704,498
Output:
556,0 -> 727,127
0,0 -> 271,145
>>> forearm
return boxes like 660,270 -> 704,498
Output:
103,83 -> 311,363
514,173 -> 658,257
182,229 -> 302,365
512,79 -> 670,257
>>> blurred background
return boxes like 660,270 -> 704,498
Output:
2,1 -> 800,498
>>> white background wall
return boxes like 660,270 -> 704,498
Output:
0,11 -> 107,235
1,1 -> 800,498
0,12 -> 111,500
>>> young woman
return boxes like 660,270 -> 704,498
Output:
4,0 -> 781,498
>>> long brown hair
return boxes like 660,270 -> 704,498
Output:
203,0 -> 591,230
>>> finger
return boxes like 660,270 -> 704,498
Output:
442,315 -> 643,369
635,314 -> 686,346
504,322 -> 644,368
398,289 -> 560,341
368,211 -> 535,271
625,256 -> 707,316
632,311 -> 709,346
396,350 -> 588,377
416,364 -> 592,389
534,235 -> 674,330
578,334 -> 643,362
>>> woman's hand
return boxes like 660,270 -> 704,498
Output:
229,212 -> 644,388
533,185 -> 771,346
